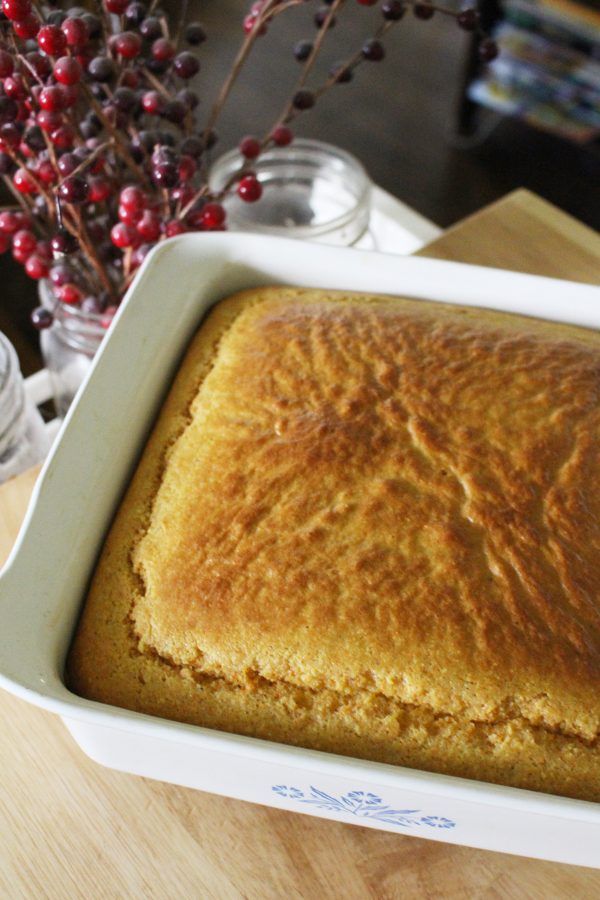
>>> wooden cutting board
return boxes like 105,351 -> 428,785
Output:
2,189 -> 600,899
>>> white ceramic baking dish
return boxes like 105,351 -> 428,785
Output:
1,234 -> 599,868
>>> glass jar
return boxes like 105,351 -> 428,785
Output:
0,332 -> 49,485
38,280 -> 105,418
210,139 -> 373,247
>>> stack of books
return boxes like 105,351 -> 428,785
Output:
468,0 -> 600,142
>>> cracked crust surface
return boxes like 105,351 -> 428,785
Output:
67,287 -> 600,801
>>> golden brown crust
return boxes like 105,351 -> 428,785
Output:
67,288 -> 600,801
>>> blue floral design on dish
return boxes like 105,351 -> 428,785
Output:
271,786 -> 456,828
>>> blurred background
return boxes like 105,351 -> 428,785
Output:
2,0 -> 599,376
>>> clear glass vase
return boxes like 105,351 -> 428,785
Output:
0,332 -> 49,484
210,139 -> 374,247
38,280 -> 105,418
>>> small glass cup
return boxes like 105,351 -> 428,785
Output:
210,139 -> 373,247
0,332 -> 49,484
38,280 -> 105,418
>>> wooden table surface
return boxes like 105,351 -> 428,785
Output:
1,189 -> 600,900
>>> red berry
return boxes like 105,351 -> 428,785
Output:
59,175 -> 88,204
413,1 -> 434,18
479,38 -> 499,62
37,24 -> 67,56
164,219 -> 187,238
152,38 -> 175,61
88,176 -> 112,203
382,0 -> 405,19
59,84 -> 79,108
51,230 -> 78,255
101,305 -> 118,329
36,240 -> 52,261
271,125 -> 293,147
173,52 -> 200,80
13,167 -> 37,194
120,185 -> 146,211
61,16 -> 89,50
37,109 -> 61,133
111,222 -> 136,248
0,123 -> 20,150
31,306 -> 53,330
53,56 -> 82,86
178,155 -> 196,182
36,159 -> 57,184
240,136 -> 261,159
50,124 -> 75,149
362,39 -> 385,61
114,31 -> 141,59
57,283 -> 82,305
0,210 -> 20,233
13,15 -> 39,39
25,253 -> 49,279
118,203 -> 141,225
237,174 -> 262,203
0,233 -> 9,254
104,0 -> 128,12
39,85 -> 65,112
141,90 -> 164,115
3,75 -> 26,100
1,0 -> 31,21
12,228 -> 37,257
0,50 -> 13,78
200,203 -> 226,230
136,210 -> 160,242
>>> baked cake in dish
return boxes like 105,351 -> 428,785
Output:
67,287 -> 600,801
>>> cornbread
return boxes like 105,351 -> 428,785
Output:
67,287 -> 600,801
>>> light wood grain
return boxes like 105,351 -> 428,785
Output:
2,190 -> 600,900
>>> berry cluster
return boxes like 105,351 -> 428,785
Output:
0,0 -> 497,332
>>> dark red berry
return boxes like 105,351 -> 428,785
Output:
272,125 -> 293,147
141,90 -> 164,115
12,229 -> 36,256
0,97 -> 18,124
0,211 -> 21,233
457,8 -> 479,30
37,24 -> 67,56
57,283 -> 82,305
35,158 -> 57,184
53,56 -> 82,86
88,176 -> 112,203
104,0 -> 128,12
293,40 -> 312,61
151,161 -> 178,187
13,167 -> 36,194
152,38 -> 175,62
31,306 -> 53,330
136,210 -> 160,241
50,263 -> 78,287
81,13 -> 101,38
51,229 -> 78,255
124,2 -> 146,27
36,109 -> 61,133
38,85 -> 65,112
13,15 -> 38,38
111,222 -> 136,248
113,87 -> 137,112
59,175 -> 88,204
61,16 -> 88,49
3,75 -> 26,100
88,56 -> 116,82
330,62 -> 353,82
200,203 -> 225,230
292,90 -> 315,110
478,38 -> 499,62
237,174 -> 262,203
139,16 -> 161,40
0,233 -> 9,254
2,0 -> 31,21
177,89 -> 199,110
382,0 -> 405,20
413,1 -> 434,18
362,39 -> 385,60
173,51 -> 199,80
240,135 -> 261,159
114,31 -> 142,59
178,155 -> 196,181
50,124 -> 75,149
163,100 -> 186,124
164,219 -> 186,238
0,50 -> 14,78
186,22 -> 206,45
25,254 -> 49,279
25,51 -> 51,79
